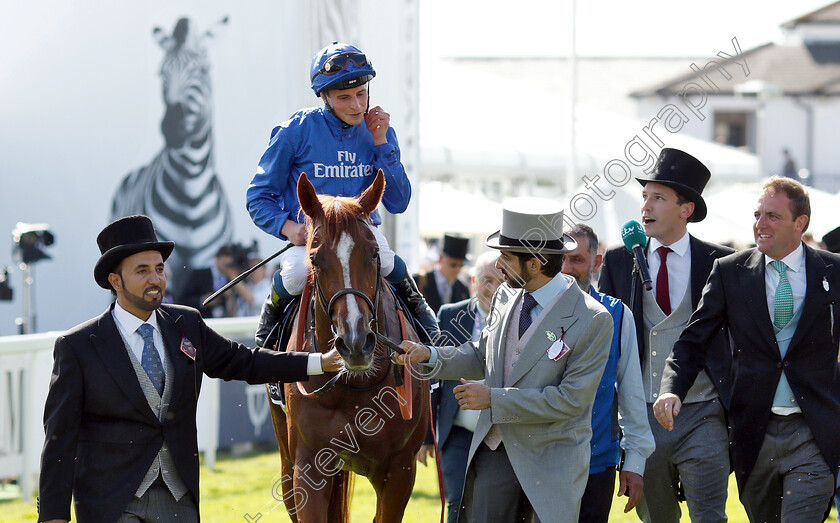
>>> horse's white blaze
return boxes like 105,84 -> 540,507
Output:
336,232 -> 362,334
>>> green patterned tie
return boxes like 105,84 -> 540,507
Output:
771,260 -> 794,329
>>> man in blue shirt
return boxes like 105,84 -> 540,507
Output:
246,42 -> 437,345
562,224 -> 654,522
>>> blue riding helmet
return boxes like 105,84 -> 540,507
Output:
310,42 -> 376,96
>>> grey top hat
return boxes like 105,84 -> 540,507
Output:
94,215 -> 174,289
485,198 -> 577,254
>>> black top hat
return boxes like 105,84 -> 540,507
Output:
823,226 -> 840,254
441,234 -> 470,261
635,148 -> 710,222
94,215 -> 175,289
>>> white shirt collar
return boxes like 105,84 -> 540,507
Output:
764,242 -> 805,273
649,230 -> 690,258
113,300 -> 161,337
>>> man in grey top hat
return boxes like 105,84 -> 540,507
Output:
396,198 -> 613,522
38,215 -> 342,523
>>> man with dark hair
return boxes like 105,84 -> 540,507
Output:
37,215 -> 342,523
417,251 -> 504,523
562,223 -> 654,522
598,148 -> 734,522
655,176 -> 840,521
396,198 -> 613,522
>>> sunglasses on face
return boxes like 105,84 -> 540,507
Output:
312,52 -> 370,80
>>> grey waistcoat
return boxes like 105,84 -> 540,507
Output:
642,286 -> 716,404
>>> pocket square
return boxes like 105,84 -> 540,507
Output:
180,336 -> 197,360
547,339 -> 570,361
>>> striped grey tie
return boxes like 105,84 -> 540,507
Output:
137,323 -> 165,395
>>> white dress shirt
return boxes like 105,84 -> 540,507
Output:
648,231 -> 691,309
112,301 -> 167,370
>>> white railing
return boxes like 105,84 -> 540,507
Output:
0,315 -> 259,502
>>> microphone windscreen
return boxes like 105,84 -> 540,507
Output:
620,220 -> 648,251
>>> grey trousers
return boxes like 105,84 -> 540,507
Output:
741,413 -> 833,523
636,399 -> 730,523
117,482 -> 198,523
469,442 -> 541,523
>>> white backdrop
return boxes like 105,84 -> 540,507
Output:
0,0 -> 419,336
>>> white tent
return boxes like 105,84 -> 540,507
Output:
693,183 -> 840,246
418,182 -> 502,237
420,61 -> 761,188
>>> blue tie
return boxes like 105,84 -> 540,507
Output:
138,323 -> 165,396
519,292 -> 538,338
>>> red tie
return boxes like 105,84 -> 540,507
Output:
656,246 -> 672,315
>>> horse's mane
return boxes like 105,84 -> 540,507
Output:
306,194 -> 372,257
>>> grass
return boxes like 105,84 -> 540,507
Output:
4,448 -> 838,521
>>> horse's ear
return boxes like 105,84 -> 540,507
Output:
358,170 -> 385,216
297,173 -> 323,220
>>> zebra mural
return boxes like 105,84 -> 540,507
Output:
111,16 -> 232,298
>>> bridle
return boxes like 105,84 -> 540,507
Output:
311,219 -> 382,331
300,219 -> 395,396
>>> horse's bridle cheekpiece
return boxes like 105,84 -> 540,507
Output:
485,197 -> 577,255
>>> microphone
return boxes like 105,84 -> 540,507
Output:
620,220 -> 653,291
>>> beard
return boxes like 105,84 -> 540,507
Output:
501,263 -> 531,289
120,277 -> 163,312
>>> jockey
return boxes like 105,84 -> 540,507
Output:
247,41 -> 439,346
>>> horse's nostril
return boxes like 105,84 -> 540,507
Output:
364,332 -> 377,354
334,337 -> 349,355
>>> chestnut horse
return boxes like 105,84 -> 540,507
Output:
269,171 -> 430,522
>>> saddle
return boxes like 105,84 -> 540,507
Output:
265,296 -> 304,408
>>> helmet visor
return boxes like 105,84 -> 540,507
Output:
311,52 -> 370,81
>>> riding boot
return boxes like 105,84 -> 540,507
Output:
255,290 -> 295,349
392,273 -> 440,344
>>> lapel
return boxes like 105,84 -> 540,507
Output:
422,271 -> 442,310
688,235 -> 714,308
488,285 -> 518,388
736,249 -> 778,351
505,283 -> 581,387
790,245 -> 832,351
457,298 -> 478,341
89,306 -> 159,424
156,307 -> 189,410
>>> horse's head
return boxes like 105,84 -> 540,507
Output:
298,170 -> 386,372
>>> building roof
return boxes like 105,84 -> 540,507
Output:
630,41 -> 840,97
782,1 -> 840,28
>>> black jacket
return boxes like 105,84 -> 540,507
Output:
38,303 -> 310,523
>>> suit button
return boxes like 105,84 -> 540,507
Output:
652,331 -> 658,336
777,362 -> 782,368
783,361 -> 790,367
652,351 -> 657,356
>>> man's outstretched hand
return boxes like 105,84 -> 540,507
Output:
393,341 -> 431,365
